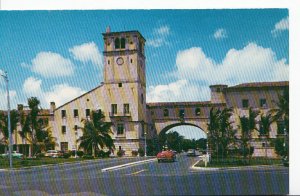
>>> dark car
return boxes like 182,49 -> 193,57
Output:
157,150 -> 176,163
187,149 -> 196,156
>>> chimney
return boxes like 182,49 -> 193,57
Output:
50,102 -> 56,114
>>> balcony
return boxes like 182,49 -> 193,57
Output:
109,112 -> 131,117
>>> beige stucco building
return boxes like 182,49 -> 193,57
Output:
1,29 -> 288,157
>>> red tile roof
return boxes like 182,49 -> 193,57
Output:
147,101 -> 225,108
228,81 -> 289,89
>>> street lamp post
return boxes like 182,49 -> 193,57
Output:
1,71 -> 13,169
205,131 -> 209,167
284,128 -> 288,156
144,131 -> 147,157
75,131 -> 78,158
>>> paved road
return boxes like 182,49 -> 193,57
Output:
0,155 -> 288,195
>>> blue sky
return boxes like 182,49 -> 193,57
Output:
0,9 -> 289,139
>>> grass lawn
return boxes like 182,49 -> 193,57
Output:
195,157 -> 283,168
0,157 -> 96,169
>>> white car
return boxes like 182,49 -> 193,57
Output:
1,151 -> 24,159
45,150 -> 62,158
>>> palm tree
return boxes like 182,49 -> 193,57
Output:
77,110 -> 114,157
0,110 -> 19,149
208,107 -> 236,160
270,87 -> 289,157
239,107 -> 259,161
218,108 -> 236,159
19,97 -> 51,156
270,87 -> 289,131
207,108 -> 221,159
259,113 -> 273,157
259,113 -> 273,136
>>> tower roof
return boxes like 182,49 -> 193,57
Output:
102,30 -> 146,42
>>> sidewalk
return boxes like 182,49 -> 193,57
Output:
190,158 -> 284,171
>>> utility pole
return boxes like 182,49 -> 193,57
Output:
1,71 -> 13,169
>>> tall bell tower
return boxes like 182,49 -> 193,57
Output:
102,27 -> 148,154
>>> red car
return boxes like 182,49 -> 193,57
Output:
157,150 -> 176,163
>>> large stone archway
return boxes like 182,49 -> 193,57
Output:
154,119 -> 209,136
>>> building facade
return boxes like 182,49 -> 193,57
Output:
0,29 -> 288,157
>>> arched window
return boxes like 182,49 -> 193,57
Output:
195,108 -> 201,116
163,109 -> 169,117
121,38 -> 126,49
115,38 -> 120,49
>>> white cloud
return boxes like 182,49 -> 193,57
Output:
213,28 -> 227,39
44,84 -> 86,107
272,16 -> 289,36
69,42 -> 102,67
23,77 -> 43,95
147,79 -> 210,102
174,43 -> 288,85
24,52 -> 75,78
22,76 -> 85,108
154,26 -> 170,36
0,89 -> 18,110
148,25 -> 170,48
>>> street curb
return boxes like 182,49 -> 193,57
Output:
190,158 -> 283,171
101,158 -> 157,172
0,157 -> 148,172
0,158 -> 106,172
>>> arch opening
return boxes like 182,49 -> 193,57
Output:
158,123 -> 207,153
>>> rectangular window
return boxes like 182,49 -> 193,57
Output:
74,125 -> 78,131
111,104 -> 117,115
74,109 -> 78,118
118,83 -> 122,87
62,126 -> 66,134
242,99 -> 249,108
86,109 -> 90,117
124,104 -> 130,114
61,142 -> 68,152
179,109 -> 185,118
163,109 -> 169,117
61,110 -> 66,118
117,124 -> 124,135
260,99 -> 267,108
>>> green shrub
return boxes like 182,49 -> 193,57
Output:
36,152 -> 45,158
21,159 -> 29,166
71,150 -> 84,157
131,150 -> 138,156
97,150 -> 111,158
138,148 -> 145,157
82,154 -> 94,159
117,150 -> 125,157
63,151 -> 71,158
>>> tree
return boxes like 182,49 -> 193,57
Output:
208,107 -> 236,159
239,107 -> 259,160
165,131 -> 184,152
270,87 -> 289,157
19,97 -> 52,156
77,110 -> 114,157
259,113 -> 273,157
270,87 -> 289,131
0,110 -> 19,147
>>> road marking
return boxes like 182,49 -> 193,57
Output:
101,158 -> 156,172
126,169 -> 147,176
